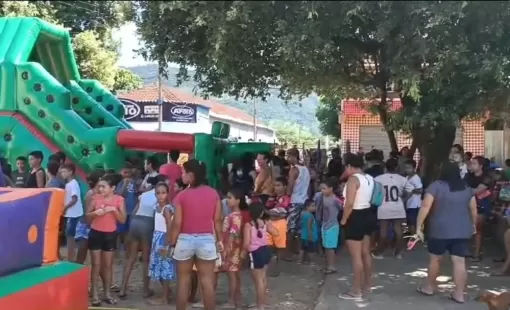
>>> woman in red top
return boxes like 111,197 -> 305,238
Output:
86,174 -> 127,306
170,160 -> 223,310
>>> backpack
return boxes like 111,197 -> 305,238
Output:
365,175 -> 384,207
499,184 -> 510,202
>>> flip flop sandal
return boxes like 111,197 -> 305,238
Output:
416,287 -> 434,296
324,268 -> 338,275
109,285 -> 120,292
91,299 -> 101,307
338,292 -> 362,301
191,302 -> 205,308
449,294 -> 464,304
103,297 -> 117,305
118,293 -> 128,300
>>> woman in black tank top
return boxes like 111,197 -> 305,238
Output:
26,167 -> 46,188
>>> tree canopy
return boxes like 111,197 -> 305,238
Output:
316,95 -> 342,140
0,1 -> 142,91
133,1 -> 510,177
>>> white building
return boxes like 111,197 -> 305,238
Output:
118,85 -> 276,142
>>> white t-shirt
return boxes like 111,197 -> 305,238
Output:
141,171 -> 159,190
404,174 -> 423,209
136,189 -> 157,217
375,173 -> 407,219
64,179 -> 83,218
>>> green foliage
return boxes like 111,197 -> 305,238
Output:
133,1 -> 510,152
269,121 -> 320,149
316,95 -> 341,140
0,1 -> 57,23
73,31 -> 118,89
50,1 -> 125,37
0,1 -> 143,90
113,68 -> 143,93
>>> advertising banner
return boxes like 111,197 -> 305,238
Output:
119,99 -> 197,123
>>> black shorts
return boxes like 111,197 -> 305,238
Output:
249,246 -> 271,269
88,229 -> 117,251
343,208 -> 376,241
427,238 -> 469,257
406,208 -> 420,227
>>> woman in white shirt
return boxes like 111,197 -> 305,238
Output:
339,154 -> 376,301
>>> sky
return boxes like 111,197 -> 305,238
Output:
112,22 -> 150,67
113,22 -> 182,69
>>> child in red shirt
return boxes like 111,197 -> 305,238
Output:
266,177 -> 290,276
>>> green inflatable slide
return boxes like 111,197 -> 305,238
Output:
0,17 -> 195,183
0,17 -> 274,189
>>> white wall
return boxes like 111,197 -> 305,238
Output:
209,115 -> 275,143
128,105 -> 275,143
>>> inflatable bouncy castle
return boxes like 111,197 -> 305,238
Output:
0,188 -> 88,310
0,17 -> 273,191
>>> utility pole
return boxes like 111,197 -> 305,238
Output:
253,98 -> 257,141
157,71 -> 163,131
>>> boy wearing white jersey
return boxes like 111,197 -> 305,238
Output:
373,158 -> 407,259
403,159 -> 423,235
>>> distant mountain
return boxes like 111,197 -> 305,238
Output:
126,64 -> 320,134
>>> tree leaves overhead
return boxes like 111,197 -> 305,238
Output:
134,1 -> 510,122
0,1 -> 143,92
73,31 -> 118,89
316,95 -> 341,140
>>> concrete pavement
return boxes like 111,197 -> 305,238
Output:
314,246 -> 509,310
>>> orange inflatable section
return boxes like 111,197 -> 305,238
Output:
0,188 -> 64,265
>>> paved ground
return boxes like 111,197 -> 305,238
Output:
78,241 -> 510,310
314,244 -> 510,310
90,253 -> 325,310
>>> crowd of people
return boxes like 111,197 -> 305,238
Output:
1,142 -> 510,308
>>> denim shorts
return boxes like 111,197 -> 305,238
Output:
427,238 -> 469,257
65,217 -> 80,237
74,221 -> 90,241
173,233 -> 217,261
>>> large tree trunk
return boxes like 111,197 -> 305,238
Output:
418,124 -> 456,187
377,90 -> 399,152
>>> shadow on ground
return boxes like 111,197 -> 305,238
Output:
315,246 -> 510,310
